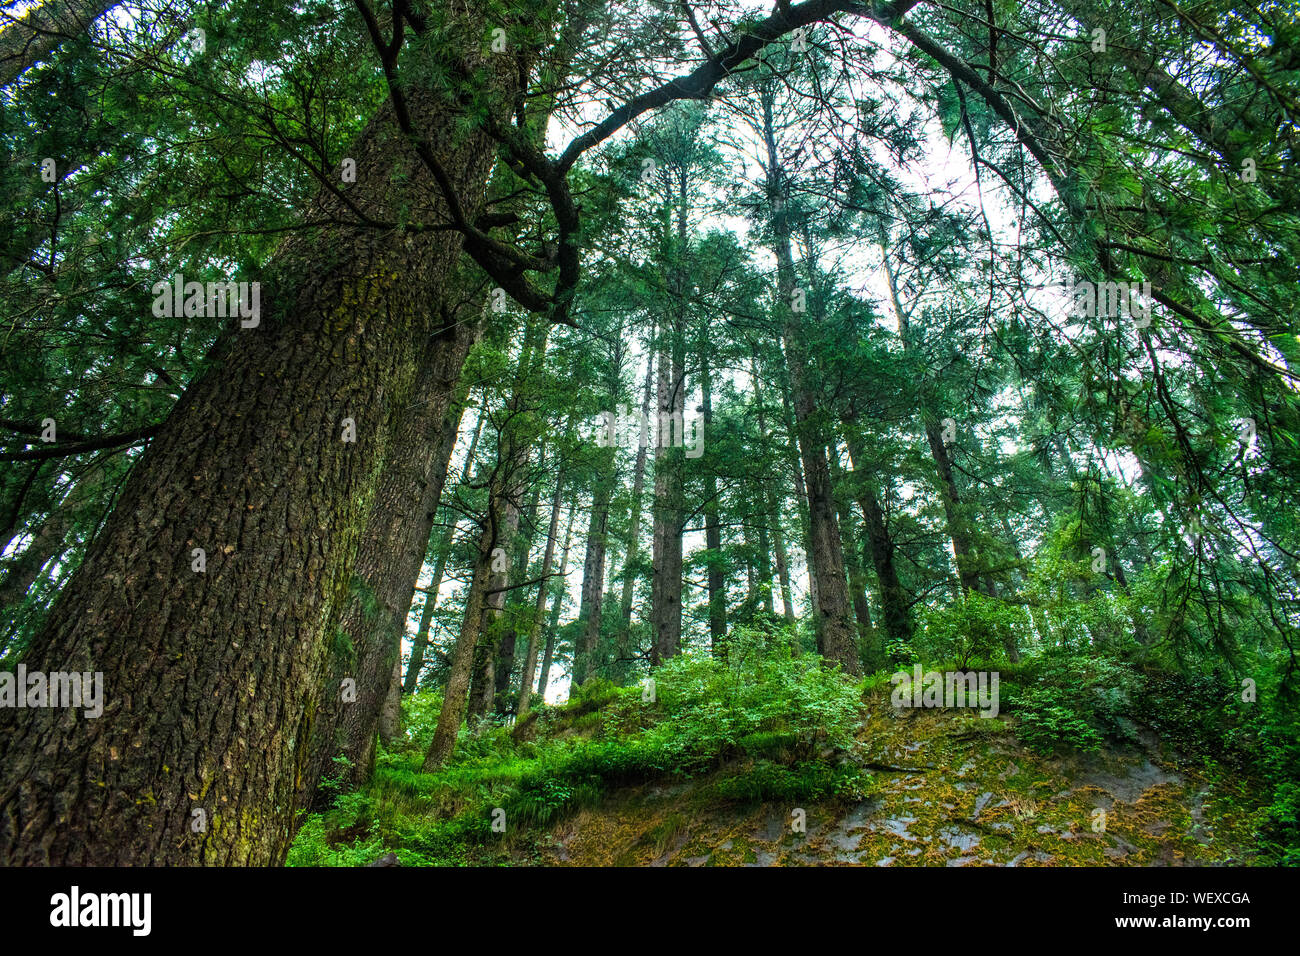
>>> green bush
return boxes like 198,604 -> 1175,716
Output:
1002,652 -> 1140,754
916,591 -> 1027,668
289,636 -> 866,864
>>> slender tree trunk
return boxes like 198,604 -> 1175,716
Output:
467,499 -> 520,722
517,476 -> 564,718
762,88 -> 858,674
403,397 -> 482,694
465,321 -> 549,720
831,457 -> 874,642
755,510 -> 774,616
0,487 -> 81,610
752,354 -> 795,623
423,521 -> 495,772
842,427 -> 911,651
779,385 -> 817,619
701,344 -> 727,654
573,462 -> 615,685
461,315 -> 550,727
492,479 -> 543,713
405,584 -> 439,694
618,337 -> 654,640
537,504 -> 577,702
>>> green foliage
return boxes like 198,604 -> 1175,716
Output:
289,639 -> 863,864
711,760 -> 874,804
916,591 -> 1026,668
1011,689 -> 1105,755
1001,653 -> 1141,754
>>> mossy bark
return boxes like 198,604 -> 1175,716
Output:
0,11 -> 514,864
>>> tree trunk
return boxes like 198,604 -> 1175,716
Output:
517,475 -> 565,718
423,521 -> 495,772
467,498 -> 520,723
537,503 -> 577,701
649,177 -> 688,666
762,87 -> 858,674
403,397 -> 481,695
492,479 -> 543,713
0,16 -> 517,861
447,317 -> 549,738
573,462 -> 615,685
701,343 -> 727,654
0,0 -> 117,88
752,353 -> 795,623
465,321 -> 549,720
304,307 -> 481,805
832,463 -> 874,642
377,655 -> 403,745
618,336 -> 654,642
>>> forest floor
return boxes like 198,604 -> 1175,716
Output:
291,665 -> 1269,867
529,697 -> 1258,866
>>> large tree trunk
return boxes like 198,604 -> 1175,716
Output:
649,179 -> 688,666
303,307 -> 481,805
0,9 -> 515,865
377,656 -> 403,745
0,0 -> 117,88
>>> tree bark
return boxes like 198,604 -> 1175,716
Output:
617,335 -> 654,642
403,398 -> 481,694
751,353 -> 795,623
537,503 -> 577,701
649,178 -> 688,666
573,461 -> 615,685
762,86 -> 858,673
0,8 -> 515,865
0,0 -> 117,88
517,475 -> 564,718
701,342 -> 727,654
423,520 -> 495,772
304,306 -> 481,805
